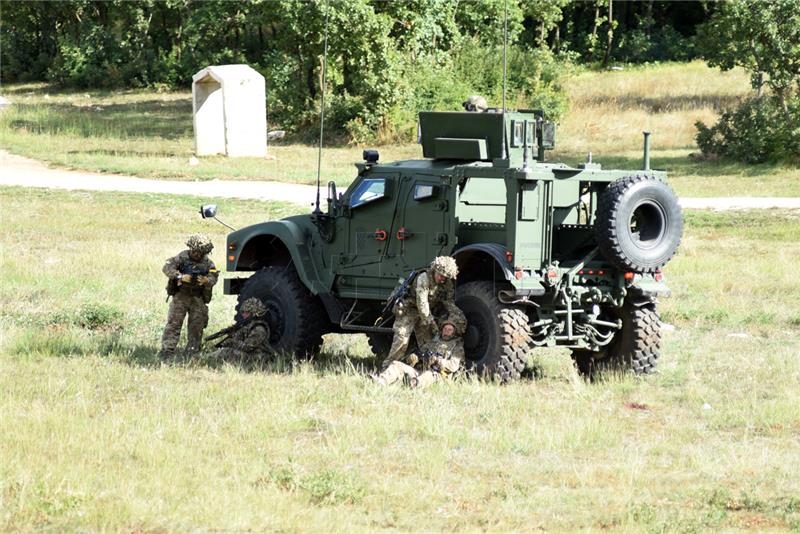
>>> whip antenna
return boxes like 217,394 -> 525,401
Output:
314,0 -> 330,215
502,0 -> 508,113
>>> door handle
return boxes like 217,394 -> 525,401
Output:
396,227 -> 414,240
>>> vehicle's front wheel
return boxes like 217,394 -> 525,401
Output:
572,300 -> 661,377
236,266 -> 328,357
456,281 -> 533,382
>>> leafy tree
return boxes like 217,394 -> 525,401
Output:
697,0 -> 800,121
695,0 -> 800,163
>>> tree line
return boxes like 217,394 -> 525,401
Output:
1,0 -> 715,142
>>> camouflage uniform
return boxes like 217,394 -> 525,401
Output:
377,310 -> 466,389
204,298 -> 271,363
160,234 -> 218,358
463,95 -> 488,112
383,256 -> 461,369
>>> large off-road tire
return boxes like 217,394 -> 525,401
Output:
236,266 -> 328,357
572,300 -> 661,377
595,175 -> 683,273
455,281 -> 533,382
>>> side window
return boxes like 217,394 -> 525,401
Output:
413,183 -> 436,200
350,178 -> 386,208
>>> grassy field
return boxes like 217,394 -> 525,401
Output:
2,62 -> 800,197
2,186 -> 799,531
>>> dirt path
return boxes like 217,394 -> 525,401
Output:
3,149 -> 800,210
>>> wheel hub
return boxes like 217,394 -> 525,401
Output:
629,200 -> 666,250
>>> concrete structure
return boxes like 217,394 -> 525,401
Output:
192,65 -> 267,157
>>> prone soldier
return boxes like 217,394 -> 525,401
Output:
374,309 -> 467,389
159,234 -> 218,359
383,255 -> 461,370
202,297 -> 271,364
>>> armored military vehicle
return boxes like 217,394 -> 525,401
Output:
207,107 -> 682,381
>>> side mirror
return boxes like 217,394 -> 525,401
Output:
200,204 -> 218,219
198,204 -> 236,231
327,181 -> 337,202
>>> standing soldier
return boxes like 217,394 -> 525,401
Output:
374,310 -> 466,388
383,255 -> 460,369
203,297 -> 271,364
160,234 -> 218,359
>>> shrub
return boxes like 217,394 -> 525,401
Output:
695,96 -> 800,163
76,303 -> 124,331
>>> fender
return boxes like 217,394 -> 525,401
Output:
452,242 -> 515,282
226,219 -> 327,295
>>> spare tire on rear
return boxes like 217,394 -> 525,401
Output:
594,175 -> 683,272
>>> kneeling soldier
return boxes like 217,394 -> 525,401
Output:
203,298 -> 272,363
374,309 -> 466,389
160,234 -> 218,359
383,255 -> 460,370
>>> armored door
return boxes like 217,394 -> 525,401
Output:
389,174 -> 453,271
334,173 -> 400,297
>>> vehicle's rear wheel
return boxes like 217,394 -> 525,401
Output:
571,300 -> 661,377
236,266 -> 327,357
595,175 -> 683,272
456,281 -> 532,383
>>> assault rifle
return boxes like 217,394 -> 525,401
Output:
166,264 -> 213,302
379,268 -> 423,320
180,264 -> 210,285
205,316 -> 254,344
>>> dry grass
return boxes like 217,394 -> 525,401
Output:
1,187 -> 799,531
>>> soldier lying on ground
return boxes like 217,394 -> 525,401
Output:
202,298 -> 272,364
160,234 -> 218,359
374,309 -> 466,389
383,255 -> 461,370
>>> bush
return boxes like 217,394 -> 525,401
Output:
695,96 -> 800,163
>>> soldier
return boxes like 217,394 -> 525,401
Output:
383,255 -> 460,370
374,310 -> 466,388
202,297 -> 271,364
159,234 -> 218,359
462,95 -> 488,112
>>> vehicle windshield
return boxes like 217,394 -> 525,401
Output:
350,178 -> 386,208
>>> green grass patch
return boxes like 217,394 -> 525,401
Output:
1,186 -> 799,531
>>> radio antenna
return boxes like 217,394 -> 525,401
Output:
502,0 -> 508,113
314,0 -> 330,215
500,0 -> 508,160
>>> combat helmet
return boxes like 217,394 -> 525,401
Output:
439,307 -> 467,337
431,256 -> 459,280
186,233 -> 214,254
240,297 -> 267,317
462,95 -> 488,112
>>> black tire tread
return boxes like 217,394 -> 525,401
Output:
572,301 -> 661,377
456,281 -> 532,383
237,266 -> 327,357
595,174 -> 682,273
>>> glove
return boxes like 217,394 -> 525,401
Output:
406,353 -> 419,367
196,275 -> 210,286
180,274 -> 193,284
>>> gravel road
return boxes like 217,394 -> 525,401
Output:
3,149 -> 800,210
